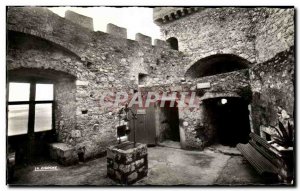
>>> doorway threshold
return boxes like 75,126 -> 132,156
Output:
157,140 -> 181,149
206,144 -> 242,156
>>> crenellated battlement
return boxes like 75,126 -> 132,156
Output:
63,10 -> 170,48
105,23 -> 170,48
65,10 -> 94,31
153,7 -> 202,25
135,33 -> 152,45
106,23 -> 127,39
64,10 -> 173,49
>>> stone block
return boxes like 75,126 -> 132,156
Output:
196,82 -> 211,89
76,80 -> 89,86
71,130 -> 81,138
49,143 -> 78,166
108,76 -> 115,82
119,164 -> 131,173
128,172 -> 138,182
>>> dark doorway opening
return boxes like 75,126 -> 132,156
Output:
158,101 -> 180,142
166,37 -> 179,50
204,97 -> 251,147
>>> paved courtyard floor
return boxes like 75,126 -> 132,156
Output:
10,144 -> 268,186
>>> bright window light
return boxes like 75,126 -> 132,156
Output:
221,98 -> 227,105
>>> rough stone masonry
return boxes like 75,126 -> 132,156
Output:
7,7 -> 294,165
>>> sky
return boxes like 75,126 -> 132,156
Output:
48,7 -> 161,44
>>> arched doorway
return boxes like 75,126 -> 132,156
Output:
185,54 -> 252,147
203,97 -> 251,146
166,37 -> 179,50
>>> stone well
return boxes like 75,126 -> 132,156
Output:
107,141 -> 148,184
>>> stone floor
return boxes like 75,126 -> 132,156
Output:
9,144 -> 268,186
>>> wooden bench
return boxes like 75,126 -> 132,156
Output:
237,143 -> 277,175
237,132 -> 294,183
249,133 -> 282,167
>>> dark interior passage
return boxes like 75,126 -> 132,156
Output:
158,101 -> 180,142
204,97 -> 251,146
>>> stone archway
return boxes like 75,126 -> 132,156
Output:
166,37 -> 179,50
185,54 -> 251,79
184,54 -> 253,148
6,30 -> 80,164
7,68 -> 77,164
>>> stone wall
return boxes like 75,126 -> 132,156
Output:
7,31 -> 116,160
134,49 -> 188,86
7,7 -> 295,158
159,8 -> 257,66
139,69 -> 250,149
195,69 -> 251,101
54,76 -> 77,143
7,31 -> 79,144
249,47 -> 294,135
157,7 -> 294,67
253,8 -> 294,63
154,6 -> 294,145
7,7 -> 187,159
